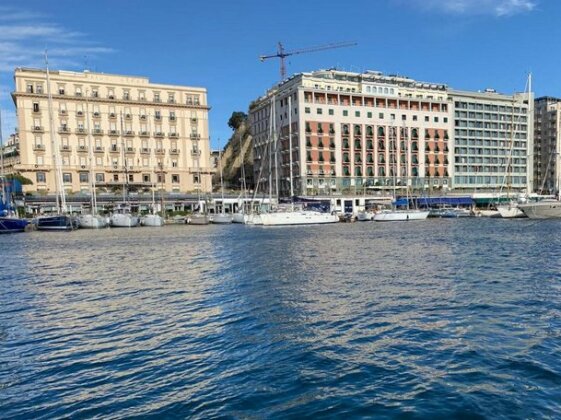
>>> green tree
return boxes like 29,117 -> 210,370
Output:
228,111 -> 247,130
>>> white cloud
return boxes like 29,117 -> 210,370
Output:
0,7 -> 114,137
404,0 -> 537,16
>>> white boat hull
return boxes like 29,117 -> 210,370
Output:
78,214 -> 109,229
245,213 -> 263,225
357,211 -> 375,221
260,211 -> 339,226
478,209 -> 501,218
373,210 -> 429,222
188,214 -> 210,225
232,212 -> 248,224
110,213 -> 140,227
518,201 -> 561,219
212,213 -> 233,224
497,204 -> 526,219
141,214 -> 164,226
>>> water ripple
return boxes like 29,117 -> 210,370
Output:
0,220 -> 560,418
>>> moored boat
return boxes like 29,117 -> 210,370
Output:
78,213 -> 109,229
35,214 -> 77,231
373,209 -> 429,222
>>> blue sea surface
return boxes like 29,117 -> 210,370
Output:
1,218 -> 560,418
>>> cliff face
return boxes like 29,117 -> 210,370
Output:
213,121 -> 253,191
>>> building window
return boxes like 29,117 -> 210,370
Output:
367,112 -> 372,118
95,173 -> 105,183
434,117 -> 439,123
33,102 -> 39,113
329,109 -> 334,115
172,174 -> 180,183
113,174 -> 119,182
343,110 -> 348,116
355,111 -> 360,117
379,113 -> 384,119
425,116 -> 429,122
63,173 -> 72,183
79,172 -> 89,183
444,117 -> 448,123
317,108 -> 322,115
413,115 -> 418,121
129,174 -> 134,182
402,114 -> 406,121
143,174 -> 151,183
36,172 -> 46,183
305,107 -> 310,114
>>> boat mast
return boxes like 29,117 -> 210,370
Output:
45,51 -> 65,213
85,90 -> 97,215
288,95 -> 294,204
0,107 -> 6,209
119,112 -> 127,203
272,96 -> 279,200
148,112 -> 156,214
218,138 -> 226,214
268,96 -> 274,204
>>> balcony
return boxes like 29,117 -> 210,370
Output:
33,144 -> 46,151
109,113 -> 117,119
94,146 -> 105,153
109,146 -> 120,153
58,110 -> 67,116
108,95 -> 115,100
169,116 -> 176,121
168,99 -> 176,104
154,132 -> 165,138
58,127 -> 70,134
140,148 -> 151,154
77,145 -> 88,152
125,147 -> 135,154
154,115 -> 162,121
92,129 -> 104,135
60,145 -> 72,152
76,111 -> 84,117
75,92 -> 82,97
140,115 -> 147,121
125,114 -> 132,120
75,128 -> 87,134
155,148 -> 165,155
190,133 -> 201,140
170,148 -> 180,155
31,126 -> 44,133
191,117 -> 198,123
169,132 -> 178,138
191,149 -> 201,156
93,112 -> 101,118
108,130 -> 120,136
123,130 -> 135,137
153,98 -> 161,103
139,131 -> 149,137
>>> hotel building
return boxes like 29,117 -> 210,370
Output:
11,68 -> 212,195
249,69 -> 533,197
532,97 -> 561,194
450,89 -> 533,194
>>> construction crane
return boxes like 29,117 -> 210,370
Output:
259,41 -> 357,80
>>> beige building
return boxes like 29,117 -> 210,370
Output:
11,68 -> 213,195
533,96 -> 561,194
250,69 -> 452,197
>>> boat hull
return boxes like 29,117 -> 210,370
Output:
232,212 -> 248,224
497,204 -> 526,218
36,215 -> 76,231
260,211 -> 339,226
374,210 -> 429,222
78,214 -> 109,229
141,214 -> 165,226
357,211 -> 375,221
518,201 -> 561,219
110,214 -> 140,227
0,217 -> 29,233
188,214 -> 210,225
212,213 -> 233,224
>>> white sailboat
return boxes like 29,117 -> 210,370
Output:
374,124 -> 428,222
212,139 -> 232,224
497,75 -> 531,219
188,140 -> 210,225
35,51 -> 76,231
518,153 -> 561,218
78,89 -> 108,228
110,113 -> 139,227
141,114 -> 164,227
260,96 -> 338,226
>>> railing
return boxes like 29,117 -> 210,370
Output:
170,149 -> 179,155
60,145 -> 72,152
77,145 -> 88,152
58,127 -> 70,133
140,148 -> 151,154
169,133 -> 178,138
155,149 -> 165,155
125,147 -> 135,153
154,132 -> 164,137
75,128 -> 86,134
109,146 -> 120,153
92,129 -> 104,135
94,146 -> 105,153
31,126 -> 44,132
123,131 -> 135,137
33,144 -> 46,151
108,130 -> 119,136
190,133 -> 200,140
139,131 -> 149,137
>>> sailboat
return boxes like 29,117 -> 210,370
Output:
374,124 -> 429,222
187,140 -> 210,225
212,140 -> 232,224
110,113 -> 139,227
35,52 -> 76,231
497,76 -> 532,219
78,90 -> 108,228
141,114 -> 164,227
0,108 -> 28,233
259,96 -> 338,226
518,151 -> 561,218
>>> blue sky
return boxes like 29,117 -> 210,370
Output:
0,0 -> 559,146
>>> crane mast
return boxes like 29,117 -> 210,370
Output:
259,41 -> 357,80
